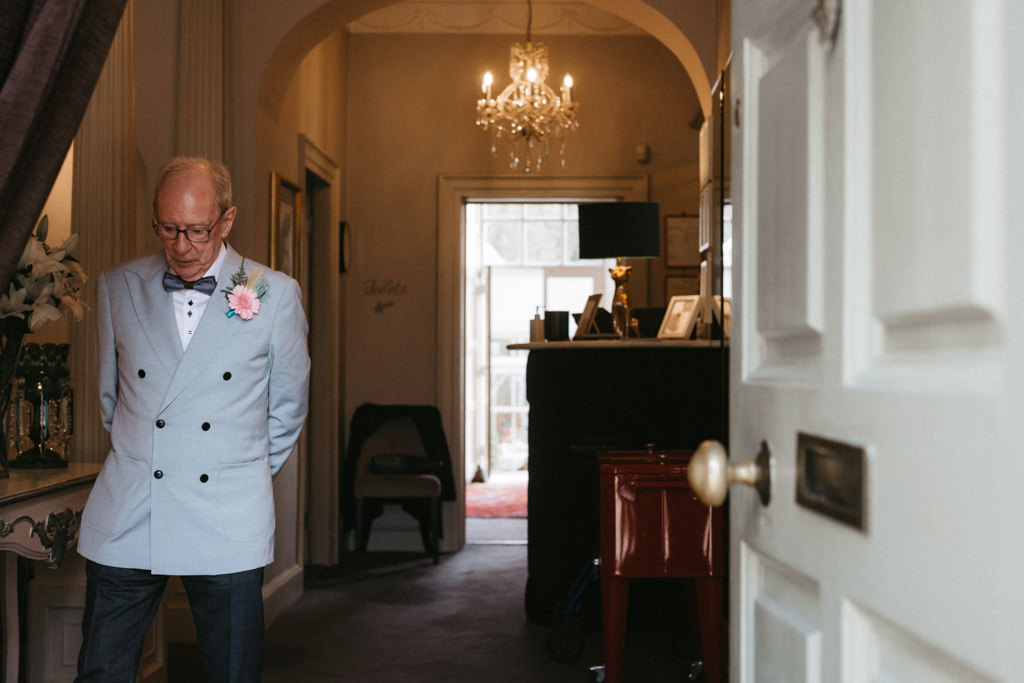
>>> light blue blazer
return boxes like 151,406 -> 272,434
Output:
78,245 -> 310,575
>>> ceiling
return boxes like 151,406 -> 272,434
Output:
347,0 -> 645,36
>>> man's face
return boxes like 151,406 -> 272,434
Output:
153,172 -> 236,282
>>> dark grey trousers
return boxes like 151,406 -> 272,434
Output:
75,560 -> 264,683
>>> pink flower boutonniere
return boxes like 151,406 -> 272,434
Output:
222,260 -> 269,320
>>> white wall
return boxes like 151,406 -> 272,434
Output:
343,33 -> 700,417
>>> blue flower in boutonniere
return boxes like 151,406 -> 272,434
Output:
222,260 -> 269,320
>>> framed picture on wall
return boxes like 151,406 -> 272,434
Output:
666,273 -> 699,301
271,172 -> 303,281
665,214 -> 700,267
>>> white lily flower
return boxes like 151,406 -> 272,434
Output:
58,233 -> 79,255
30,258 -> 67,278
18,238 -> 45,269
28,303 -> 63,331
59,296 -> 87,321
3,218 -> 90,333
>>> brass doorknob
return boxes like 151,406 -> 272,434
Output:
688,440 -> 772,507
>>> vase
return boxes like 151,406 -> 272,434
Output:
6,342 -> 72,469
0,317 -> 29,476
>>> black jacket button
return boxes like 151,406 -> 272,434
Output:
201,422 -> 211,431
154,470 -> 163,479
200,474 -> 209,483
223,372 -> 232,380
138,369 -> 146,378
156,419 -> 165,428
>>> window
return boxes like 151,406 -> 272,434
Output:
465,202 -> 613,478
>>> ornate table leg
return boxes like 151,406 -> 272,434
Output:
2,552 -> 19,683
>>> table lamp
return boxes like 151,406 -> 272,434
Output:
578,202 -> 660,339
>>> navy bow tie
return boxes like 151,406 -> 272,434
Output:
163,272 -> 217,295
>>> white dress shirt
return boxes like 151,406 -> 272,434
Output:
170,244 -> 227,350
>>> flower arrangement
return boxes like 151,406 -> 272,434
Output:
223,259 -> 268,320
0,216 -> 88,332
0,216 -> 88,473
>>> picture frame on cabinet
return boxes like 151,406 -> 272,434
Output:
657,295 -> 700,339
573,293 -> 605,340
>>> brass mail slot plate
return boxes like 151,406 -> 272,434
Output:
796,432 -> 866,530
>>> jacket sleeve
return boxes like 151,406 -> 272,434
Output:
266,277 -> 311,477
95,270 -> 119,433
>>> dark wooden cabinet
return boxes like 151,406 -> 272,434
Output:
517,341 -> 728,625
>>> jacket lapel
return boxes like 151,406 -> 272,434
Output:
125,253 -> 183,376
159,245 -> 245,411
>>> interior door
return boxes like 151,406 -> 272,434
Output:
725,0 -> 1024,679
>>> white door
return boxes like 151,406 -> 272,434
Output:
716,1 -> 1024,679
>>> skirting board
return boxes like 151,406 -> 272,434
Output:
263,563 -> 304,628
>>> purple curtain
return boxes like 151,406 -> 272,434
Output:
0,0 -> 127,294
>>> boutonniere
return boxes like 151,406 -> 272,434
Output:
222,260 -> 269,320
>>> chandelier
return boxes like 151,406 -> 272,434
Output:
475,0 -> 579,173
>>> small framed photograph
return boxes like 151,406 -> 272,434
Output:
270,172 -> 303,280
657,295 -> 700,339
665,215 -> 699,267
572,293 -> 604,340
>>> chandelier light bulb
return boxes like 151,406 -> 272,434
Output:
474,0 -> 579,172
475,40 -> 580,172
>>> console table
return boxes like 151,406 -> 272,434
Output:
509,340 -> 728,625
0,464 -> 100,683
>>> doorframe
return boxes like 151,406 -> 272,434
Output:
301,136 -> 343,565
437,175 -> 648,548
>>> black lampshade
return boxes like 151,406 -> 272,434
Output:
578,202 -> 660,259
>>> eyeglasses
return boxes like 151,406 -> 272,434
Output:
152,208 -> 227,243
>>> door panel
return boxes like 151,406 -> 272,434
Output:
847,0 -> 1004,391
844,602 -> 995,682
745,8 -> 828,378
743,544 -> 822,682
732,0 -> 1024,680
755,30 -> 825,348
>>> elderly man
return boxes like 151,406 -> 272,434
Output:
75,157 -> 310,682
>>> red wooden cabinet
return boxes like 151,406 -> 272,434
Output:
599,450 -> 725,683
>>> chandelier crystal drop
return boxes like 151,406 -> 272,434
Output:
475,1 -> 579,173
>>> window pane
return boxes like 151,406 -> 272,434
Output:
524,204 -> 563,220
483,204 -> 523,219
489,267 -> 543,342
566,220 -> 581,262
547,276 -> 602,337
524,220 -> 562,264
484,221 -> 522,264
546,276 -> 599,312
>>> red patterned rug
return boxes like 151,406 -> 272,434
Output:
465,482 -> 528,518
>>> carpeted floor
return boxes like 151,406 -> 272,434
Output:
168,519 -> 707,682
465,481 -> 528,518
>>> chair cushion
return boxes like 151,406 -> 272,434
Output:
369,453 -> 444,475
355,472 -> 442,498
